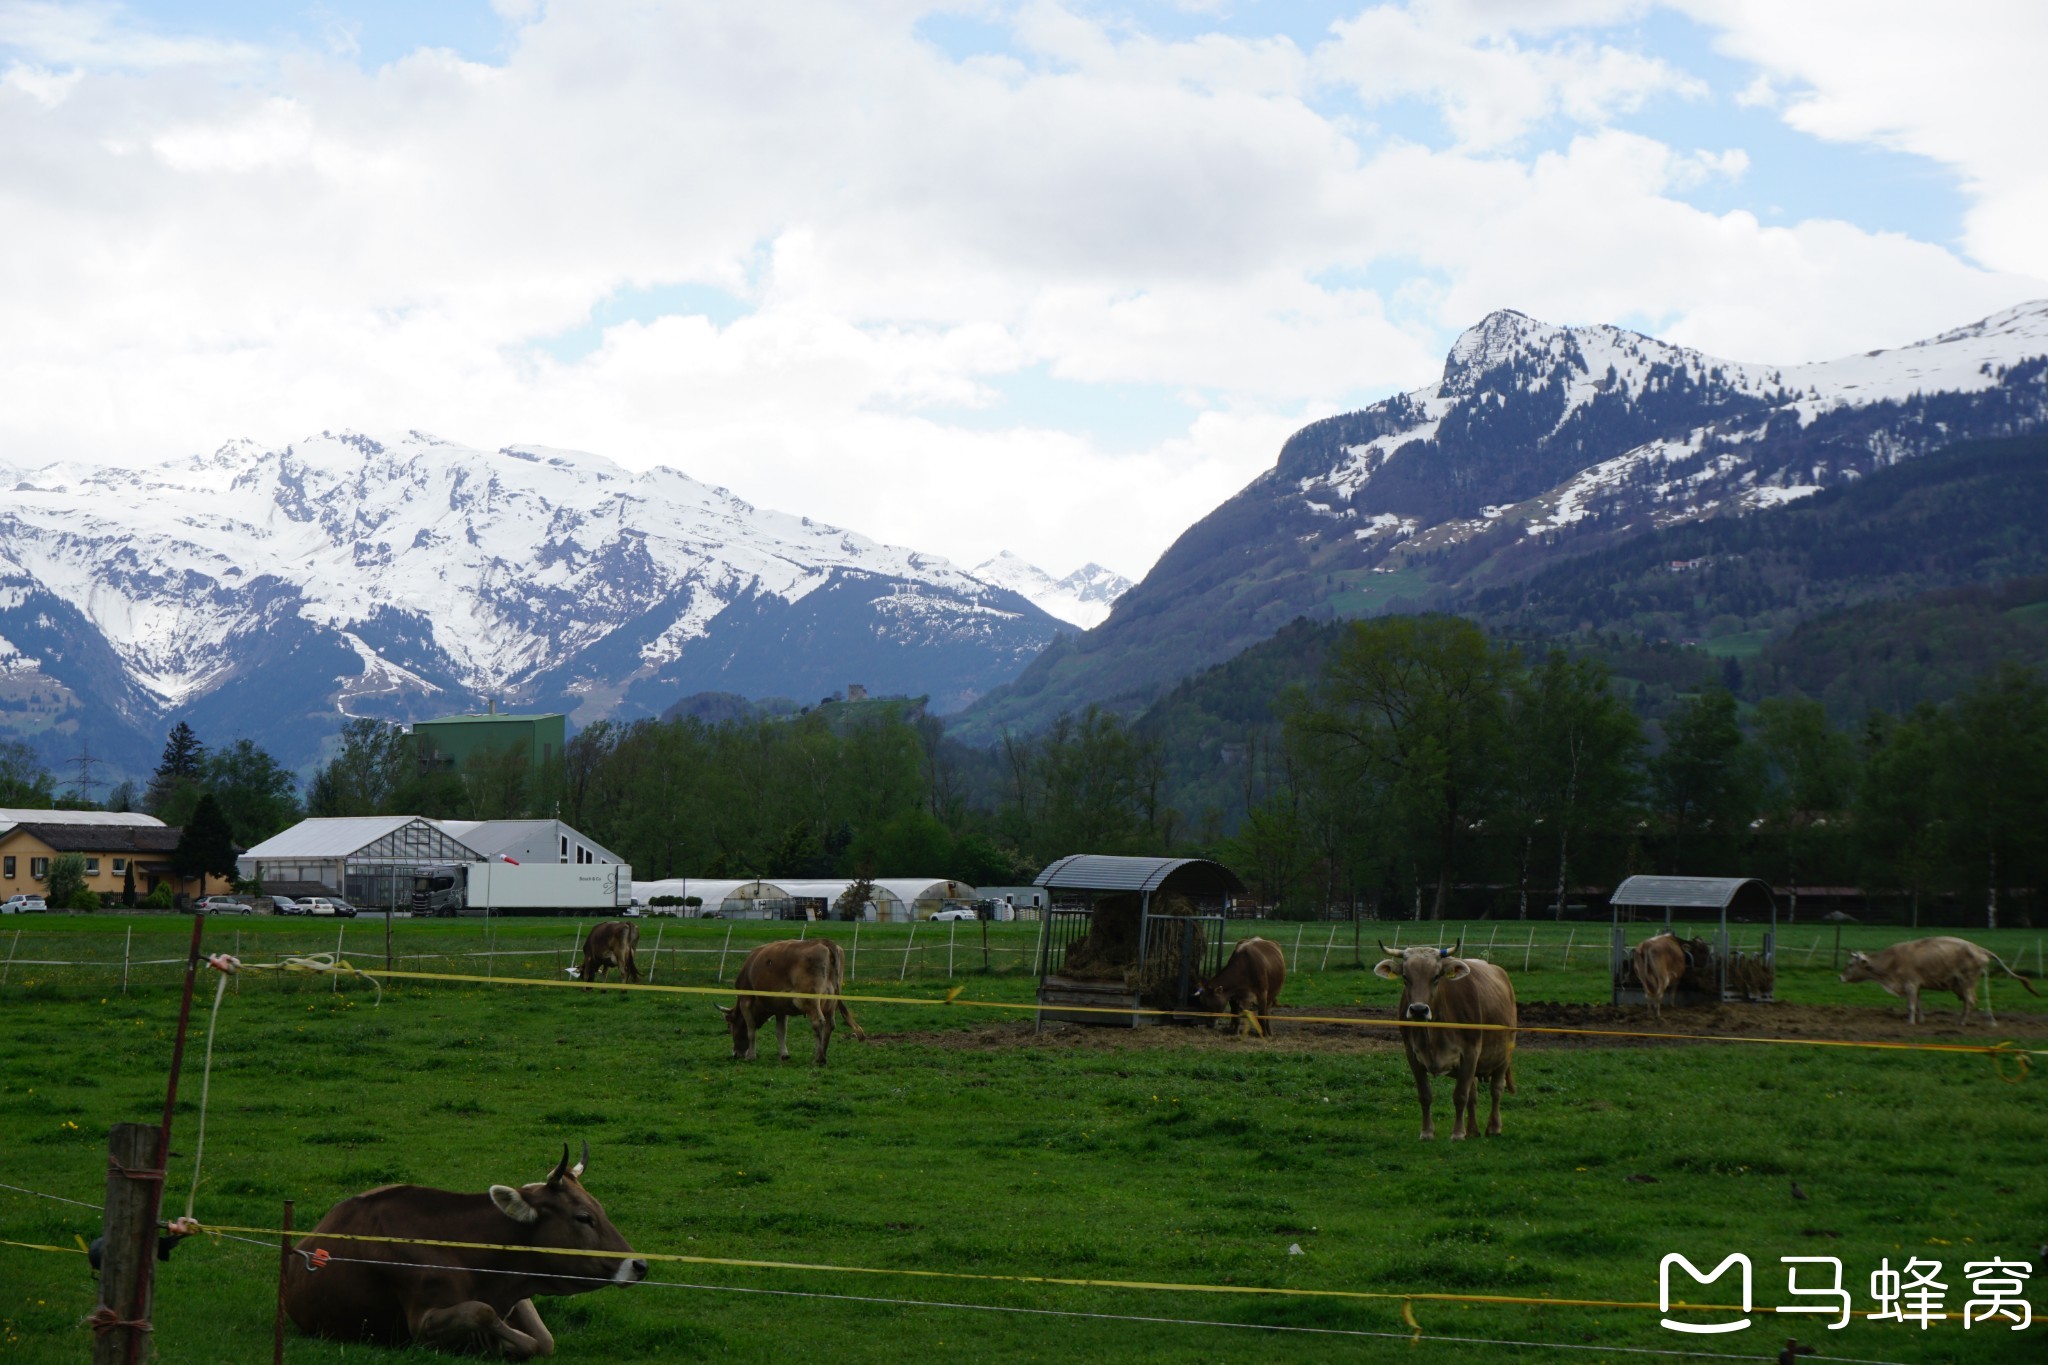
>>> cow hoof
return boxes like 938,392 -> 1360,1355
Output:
1418,1133 -> 1434,1142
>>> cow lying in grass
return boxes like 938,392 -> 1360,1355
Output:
284,1143 -> 644,1359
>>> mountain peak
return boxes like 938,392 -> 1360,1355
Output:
1444,308 -> 1557,377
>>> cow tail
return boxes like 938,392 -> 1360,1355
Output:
1988,951 -> 2041,996
827,940 -> 867,1039
1505,1060 -> 1517,1095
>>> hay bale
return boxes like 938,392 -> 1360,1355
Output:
1677,937 -> 1717,994
1727,952 -> 1774,1001
1057,892 -> 1209,1004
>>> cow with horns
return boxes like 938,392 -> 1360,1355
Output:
283,1142 -> 645,1359
1374,938 -> 1518,1140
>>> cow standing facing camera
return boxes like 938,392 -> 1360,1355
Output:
283,1143 -> 645,1360
1374,939 -> 1518,1140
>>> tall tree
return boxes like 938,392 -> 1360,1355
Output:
0,739 -> 54,808
1852,708 -> 1945,927
1755,696 -> 1857,922
147,721 -> 205,815
1501,652 -> 1644,919
1291,616 -> 1513,918
1938,664 -> 2048,929
1649,688 -> 1762,873
172,793 -> 240,900
307,718 -> 408,816
204,738 -> 302,847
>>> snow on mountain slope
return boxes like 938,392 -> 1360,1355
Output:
1297,299 -> 2048,554
971,551 -> 1133,630
0,432 -> 1063,758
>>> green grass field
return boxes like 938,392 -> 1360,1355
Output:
2,914 -> 2044,1363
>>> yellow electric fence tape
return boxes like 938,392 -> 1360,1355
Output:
234,959 -> 2040,1075
185,1221 -> 1956,1322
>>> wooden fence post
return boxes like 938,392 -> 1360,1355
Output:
273,1197 -> 295,1365
94,1122 -> 160,1365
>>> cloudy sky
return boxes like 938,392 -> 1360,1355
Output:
4,1 -> 2043,582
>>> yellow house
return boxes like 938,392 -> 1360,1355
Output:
0,821 -> 211,904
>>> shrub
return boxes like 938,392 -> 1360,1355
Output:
144,883 -> 177,910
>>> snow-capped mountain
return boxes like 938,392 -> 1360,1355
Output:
0,432 -> 1063,770
970,552 -> 1132,630
959,301 -> 2048,739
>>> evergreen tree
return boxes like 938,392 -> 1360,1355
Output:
147,722 -> 205,816
203,738 -> 301,846
1649,688 -> 1762,873
172,793 -> 240,899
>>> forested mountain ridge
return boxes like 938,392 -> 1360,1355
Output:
953,302 -> 2048,741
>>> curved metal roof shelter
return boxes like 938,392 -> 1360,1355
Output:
1610,875 -> 1774,911
1033,855 -> 1244,897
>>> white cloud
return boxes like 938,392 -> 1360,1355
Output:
1675,0 -> 2048,278
0,0 -> 2039,583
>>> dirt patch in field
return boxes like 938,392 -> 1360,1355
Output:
872,1001 -> 2048,1055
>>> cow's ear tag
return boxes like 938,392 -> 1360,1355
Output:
491,1185 -> 541,1224
1441,960 -> 1473,981
1371,960 -> 1400,980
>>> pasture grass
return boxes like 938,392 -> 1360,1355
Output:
0,915 -> 2043,1363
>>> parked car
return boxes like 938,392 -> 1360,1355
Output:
267,896 -> 308,916
301,897 -> 358,918
1,894 -> 47,914
196,896 -> 253,915
930,906 -> 980,922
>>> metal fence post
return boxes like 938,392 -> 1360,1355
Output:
649,923 -> 664,983
273,1197 -> 295,1365
717,925 -> 733,981
123,927 -> 133,995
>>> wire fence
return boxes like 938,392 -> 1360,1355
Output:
3,917 -> 2044,997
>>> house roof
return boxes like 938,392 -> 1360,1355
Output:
0,807 -> 164,828
1033,855 -> 1245,897
2,823 -> 185,854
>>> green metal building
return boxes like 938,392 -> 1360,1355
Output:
411,710 -> 566,780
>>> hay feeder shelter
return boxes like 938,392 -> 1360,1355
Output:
1033,855 -> 1245,1028
1609,875 -> 1778,1008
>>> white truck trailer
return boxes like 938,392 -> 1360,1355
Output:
414,862 -> 632,917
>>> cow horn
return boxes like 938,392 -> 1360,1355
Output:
1379,940 -> 1405,959
571,1139 -> 589,1180
547,1143 -> 571,1188
1451,933 -> 1465,957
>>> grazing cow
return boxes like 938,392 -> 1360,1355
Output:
717,938 -> 865,1064
1374,939 -> 1518,1140
283,1144 -> 645,1360
1189,936 -> 1286,1036
1840,936 -> 2039,1025
578,920 -> 641,988
1632,932 -> 1688,1021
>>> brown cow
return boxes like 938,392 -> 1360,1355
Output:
1189,936 -> 1286,1036
283,1144 -> 645,1360
1632,932 -> 1688,1021
1374,939 -> 1518,1140
1840,936 -> 2039,1025
577,920 -> 640,988
717,938 -> 865,1064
